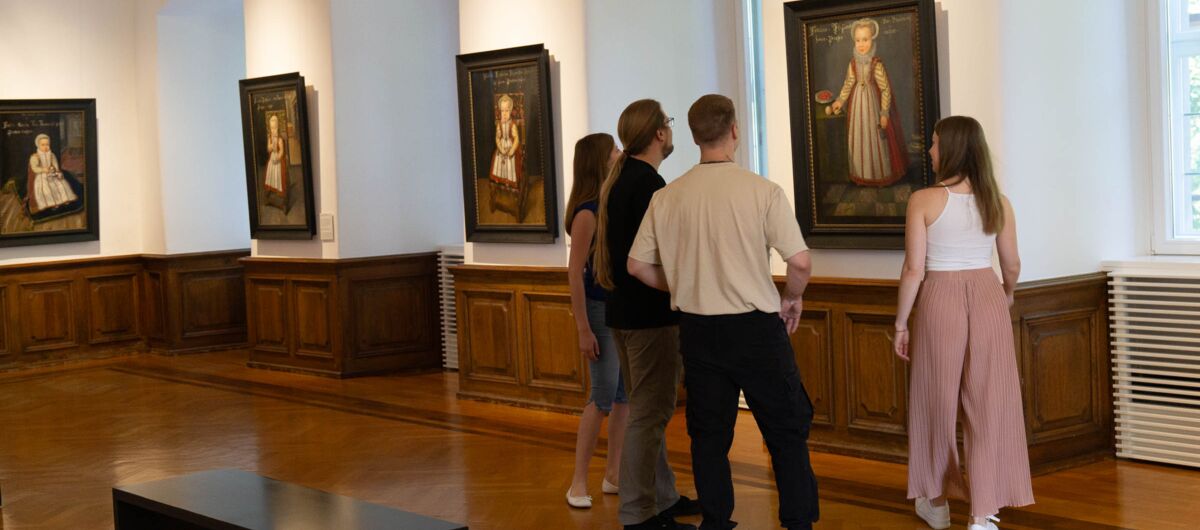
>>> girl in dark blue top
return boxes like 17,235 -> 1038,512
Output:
565,133 -> 629,509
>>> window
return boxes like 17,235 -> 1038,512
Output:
1157,0 -> 1200,252
741,0 -> 768,175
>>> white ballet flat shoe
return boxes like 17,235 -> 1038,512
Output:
566,489 -> 592,509
914,497 -> 950,529
968,515 -> 1000,530
602,478 -> 619,494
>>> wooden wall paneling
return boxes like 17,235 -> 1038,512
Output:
142,271 -> 166,342
458,266 -> 1117,472
523,291 -> 587,395
247,278 -> 290,355
791,309 -> 834,426
1022,309 -> 1100,442
179,268 -> 247,341
85,273 -> 140,345
844,311 -> 908,436
19,279 -> 77,354
1010,274 -> 1111,472
0,285 -> 10,357
143,251 -> 249,354
350,278 -> 426,357
0,251 -> 248,369
291,279 -> 336,359
338,254 -> 442,375
458,289 -> 519,386
239,253 -> 439,377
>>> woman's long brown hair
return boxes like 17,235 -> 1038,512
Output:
565,133 -> 615,234
592,100 -> 668,290
933,116 -> 1004,234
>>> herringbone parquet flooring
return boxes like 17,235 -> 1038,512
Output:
0,351 -> 1197,529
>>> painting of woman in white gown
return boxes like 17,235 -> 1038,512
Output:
784,0 -> 939,249
0,100 -> 98,248
826,18 -> 909,187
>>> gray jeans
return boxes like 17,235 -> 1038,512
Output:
613,325 -> 682,525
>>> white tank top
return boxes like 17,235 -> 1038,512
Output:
925,188 -> 995,271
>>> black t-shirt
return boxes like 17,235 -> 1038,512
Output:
603,157 -> 679,329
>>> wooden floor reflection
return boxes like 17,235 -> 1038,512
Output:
0,350 -> 1196,529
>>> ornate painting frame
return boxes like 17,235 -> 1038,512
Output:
238,72 -> 317,240
0,99 -> 99,248
784,0 -> 940,249
456,44 -> 559,244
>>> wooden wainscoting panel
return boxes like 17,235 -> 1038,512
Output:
844,311 -> 907,436
1010,273 -> 1111,473
19,280 -> 77,353
180,269 -> 247,340
247,279 -> 289,354
450,266 -> 1112,471
142,271 -> 166,341
459,289 -> 519,385
792,309 -> 834,426
350,277 -> 432,357
523,292 -> 587,394
85,274 -> 140,345
0,286 -> 9,357
291,280 -> 335,358
240,253 -> 438,377
0,251 -> 249,369
1022,309 -> 1101,442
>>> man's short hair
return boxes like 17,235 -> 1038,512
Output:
688,94 -> 736,146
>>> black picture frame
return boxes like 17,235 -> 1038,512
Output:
784,0 -> 940,249
238,72 -> 317,240
456,44 -> 559,244
0,99 -> 99,248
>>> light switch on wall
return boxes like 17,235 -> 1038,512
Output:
319,213 -> 335,241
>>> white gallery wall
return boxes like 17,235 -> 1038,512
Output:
0,0 -> 166,265
156,0 -> 249,255
331,0 -> 463,258
584,0 -> 743,182
0,0 -> 1154,281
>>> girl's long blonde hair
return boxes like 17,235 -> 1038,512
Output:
592,99 -> 668,290
933,116 -> 1004,235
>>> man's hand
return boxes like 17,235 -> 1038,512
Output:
780,296 -> 803,334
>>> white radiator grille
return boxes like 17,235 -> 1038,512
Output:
438,246 -> 465,370
1109,271 -> 1200,468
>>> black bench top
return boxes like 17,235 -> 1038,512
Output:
112,469 -> 467,530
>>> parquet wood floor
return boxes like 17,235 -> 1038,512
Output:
0,350 -> 1197,529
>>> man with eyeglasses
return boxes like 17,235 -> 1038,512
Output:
596,99 -> 701,530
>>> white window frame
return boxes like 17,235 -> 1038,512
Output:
733,0 -> 768,175
1153,0 -> 1200,253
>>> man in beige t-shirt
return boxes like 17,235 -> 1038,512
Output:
627,95 -> 819,530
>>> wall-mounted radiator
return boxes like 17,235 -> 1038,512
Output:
438,246 -> 465,370
1106,260 -> 1200,469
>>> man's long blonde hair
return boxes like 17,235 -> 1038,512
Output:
592,99 -> 669,290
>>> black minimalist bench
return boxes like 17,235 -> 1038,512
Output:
112,469 -> 467,530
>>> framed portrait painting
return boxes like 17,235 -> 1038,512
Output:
784,0 -> 940,249
239,72 -> 316,240
0,99 -> 99,248
456,44 -> 558,244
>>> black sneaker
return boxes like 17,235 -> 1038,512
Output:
623,514 -> 698,530
659,495 -> 702,518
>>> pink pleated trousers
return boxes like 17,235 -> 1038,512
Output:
907,268 -> 1035,517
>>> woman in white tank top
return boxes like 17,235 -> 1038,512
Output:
891,116 -> 1033,530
